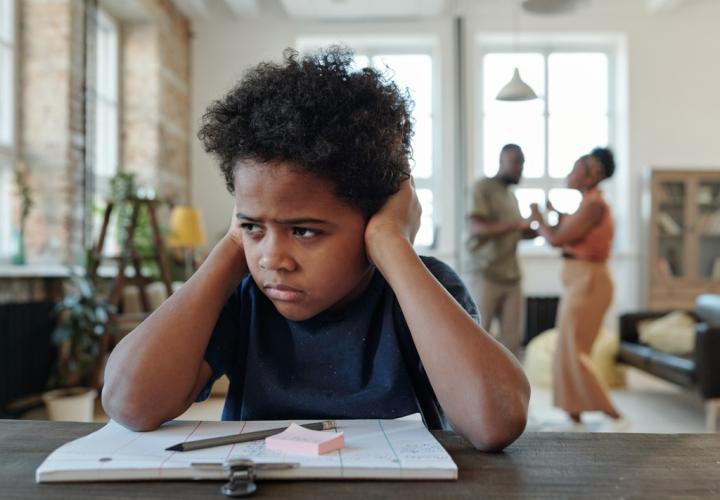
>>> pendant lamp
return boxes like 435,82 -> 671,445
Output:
496,67 -> 538,101
496,0 -> 539,102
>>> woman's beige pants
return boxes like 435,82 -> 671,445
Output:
553,259 -> 618,415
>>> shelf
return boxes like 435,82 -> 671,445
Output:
0,264 -> 78,278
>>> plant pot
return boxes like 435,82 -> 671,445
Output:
11,227 -> 26,265
42,387 -> 98,422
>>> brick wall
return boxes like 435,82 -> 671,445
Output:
15,0 -> 191,268
20,0 -> 86,264
122,0 -> 191,206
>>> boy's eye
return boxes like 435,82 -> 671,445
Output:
241,223 -> 263,234
293,227 -> 319,238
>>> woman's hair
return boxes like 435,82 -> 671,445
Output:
589,147 -> 616,179
197,46 -> 414,216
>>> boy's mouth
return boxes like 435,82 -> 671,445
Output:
264,284 -> 304,302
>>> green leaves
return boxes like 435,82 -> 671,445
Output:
48,270 -> 116,390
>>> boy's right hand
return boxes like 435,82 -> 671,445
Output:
226,205 -> 245,248
222,204 -> 250,289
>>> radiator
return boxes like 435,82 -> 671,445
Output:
524,296 -> 559,346
0,302 -> 57,415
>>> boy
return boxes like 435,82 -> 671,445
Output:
102,47 -> 529,451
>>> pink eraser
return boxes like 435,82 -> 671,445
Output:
265,423 -> 345,455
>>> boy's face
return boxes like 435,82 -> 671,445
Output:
233,161 -> 374,321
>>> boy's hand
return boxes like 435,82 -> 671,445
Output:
365,178 -> 421,263
226,205 -> 245,248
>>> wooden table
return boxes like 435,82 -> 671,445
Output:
1,419 -> 719,499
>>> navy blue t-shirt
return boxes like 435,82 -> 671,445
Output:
196,256 -> 479,430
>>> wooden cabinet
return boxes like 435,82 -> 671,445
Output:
648,169 -> 720,309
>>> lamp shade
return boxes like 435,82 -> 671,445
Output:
496,68 -> 538,101
168,206 -> 207,248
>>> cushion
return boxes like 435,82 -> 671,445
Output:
524,327 -> 626,389
637,311 -> 696,355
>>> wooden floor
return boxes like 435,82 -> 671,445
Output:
527,367 -> 707,433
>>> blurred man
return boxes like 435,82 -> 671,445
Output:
468,144 -> 535,359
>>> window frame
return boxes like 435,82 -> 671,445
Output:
296,36 -> 442,250
0,0 -> 18,260
476,38 -> 621,253
90,6 -> 120,256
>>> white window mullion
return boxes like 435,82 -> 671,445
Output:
542,49 -> 550,180
92,7 -> 119,256
0,0 -> 16,259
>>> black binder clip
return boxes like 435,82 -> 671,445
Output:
220,459 -> 299,497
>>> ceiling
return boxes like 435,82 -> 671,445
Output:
170,0 -> 697,21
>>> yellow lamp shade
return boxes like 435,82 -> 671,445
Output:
168,206 -> 207,248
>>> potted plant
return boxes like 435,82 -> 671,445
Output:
42,266 -> 115,422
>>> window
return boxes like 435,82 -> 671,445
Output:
91,8 -> 119,255
297,38 -> 439,249
0,0 -> 16,258
351,52 -> 436,247
480,49 -> 614,245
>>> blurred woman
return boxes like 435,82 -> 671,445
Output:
530,147 -> 621,424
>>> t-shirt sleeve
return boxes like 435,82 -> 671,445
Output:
423,257 -> 480,324
470,180 -> 492,220
195,289 -> 244,402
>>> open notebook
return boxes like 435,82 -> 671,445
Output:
36,414 -> 457,482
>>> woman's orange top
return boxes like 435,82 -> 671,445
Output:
563,188 -> 614,262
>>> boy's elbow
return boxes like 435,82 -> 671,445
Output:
101,386 -> 164,432
468,410 -> 527,452
461,385 -> 530,452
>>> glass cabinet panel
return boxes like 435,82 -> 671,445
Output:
656,181 -> 686,279
697,180 -> 720,280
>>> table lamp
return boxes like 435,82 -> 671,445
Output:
168,206 -> 207,279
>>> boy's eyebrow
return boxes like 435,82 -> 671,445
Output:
235,212 -> 332,225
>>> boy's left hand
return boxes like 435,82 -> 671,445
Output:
365,178 -> 421,263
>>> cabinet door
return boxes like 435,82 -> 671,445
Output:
653,177 -> 688,281
695,177 -> 720,281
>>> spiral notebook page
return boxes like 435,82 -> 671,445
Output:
36,415 -> 457,482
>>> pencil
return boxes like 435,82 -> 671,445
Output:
165,420 -> 336,452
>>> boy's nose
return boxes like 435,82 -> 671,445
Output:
258,249 -> 297,272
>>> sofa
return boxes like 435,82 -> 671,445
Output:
617,294 -> 720,430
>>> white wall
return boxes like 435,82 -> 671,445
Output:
190,0 -> 720,325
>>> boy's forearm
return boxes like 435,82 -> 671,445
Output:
102,234 -> 248,429
370,236 -> 530,451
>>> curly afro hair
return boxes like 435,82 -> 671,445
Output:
197,46 -> 414,216
590,147 -> 616,179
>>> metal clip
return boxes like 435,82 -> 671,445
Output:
220,459 -> 299,498
221,459 -> 257,497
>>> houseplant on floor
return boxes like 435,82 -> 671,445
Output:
43,265 -> 115,422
